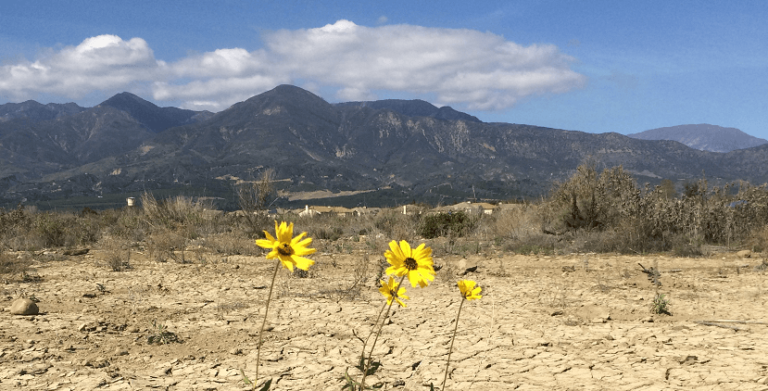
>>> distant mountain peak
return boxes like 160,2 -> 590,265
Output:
0,99 -> 85,121
335,98 -> 481,123
99,91 -> 209,133
628,124 -> 768,153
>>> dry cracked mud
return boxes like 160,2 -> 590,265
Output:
2,246 -> 768,390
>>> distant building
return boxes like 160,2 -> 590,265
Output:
298,205 -> 362,217
433,201 -> 498,215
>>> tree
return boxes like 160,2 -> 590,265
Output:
658,179 -> 676,199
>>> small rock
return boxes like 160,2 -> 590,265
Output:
679,355 -> 698,365
114,349 -> 129,356
736,250 -> 752,258
229,348 -> 243,355
10,298 -> 39,316
27,363 -> 52,375
456,258 -> 467,274
63,248 -> 89,256
551,310 -> 564,316
83,357 -> 109,368
152,367 -> 171,377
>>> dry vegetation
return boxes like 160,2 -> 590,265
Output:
2,164 -> 768,390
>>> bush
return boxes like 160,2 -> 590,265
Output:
540,161 -> 768,254
419,211 -> 476,239
34,213 -> 68,248
313,227 -> 344,241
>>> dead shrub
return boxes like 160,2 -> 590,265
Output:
540,161 -> 768,254
0,252 -> 32,282
145,228 -> 187,263
101,238 -> 131,271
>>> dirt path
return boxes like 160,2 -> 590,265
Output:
2,249 -> 767,390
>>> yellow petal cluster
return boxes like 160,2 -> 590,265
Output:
457,280 -> 482,300
378,276 -> 409,307
384,240 -> 435,288
256,221 -> 316,271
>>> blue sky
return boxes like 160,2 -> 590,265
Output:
1,1 -> 767,138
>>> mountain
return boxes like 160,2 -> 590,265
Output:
4,85 -> 768,208
628,124 -> 768,153
0,106 -> 153,176
99,92 -> 214,133
336,99 -> 481,122
0,100 -> 85,122
0,92 -> 215,181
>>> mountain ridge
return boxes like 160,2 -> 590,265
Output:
628,124 -> 768,152
2,85 -> 768,208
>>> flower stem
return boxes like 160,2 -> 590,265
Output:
360,274 -> 407,390
360,299 -> 388,364
441,297 -> 465,391
253,259 -> 281,390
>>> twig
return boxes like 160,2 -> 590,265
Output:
693,321 -> 748,331
698,320 -> 768,325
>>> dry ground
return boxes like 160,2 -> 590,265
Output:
2,241 -> 768,390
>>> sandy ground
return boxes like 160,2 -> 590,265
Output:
2,244 -> 768,391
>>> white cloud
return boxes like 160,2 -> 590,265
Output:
0,35 -> 164,100
0,21 -> 586,112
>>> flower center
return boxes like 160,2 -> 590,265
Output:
277,242 -> 294,256
404,257 -> 418,270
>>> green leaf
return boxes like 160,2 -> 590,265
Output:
257,378 -> 272,391
339,370 -> 358,390
355,357 -> 366,372
365,361 -> 381,376
240,369 -> 252,386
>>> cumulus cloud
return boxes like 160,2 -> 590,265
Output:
0,35 -> 164,100
0,21 -> 586,111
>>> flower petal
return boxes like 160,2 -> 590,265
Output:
292,256 -> 315,271
399,240 -> 412,258
278,254 -> 295,271
255,238 -> 275,249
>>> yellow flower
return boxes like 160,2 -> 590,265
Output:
384,240 -> 434,288
457,280 -> 482,300
378,276 -> 409,307
256,221 -> 316,271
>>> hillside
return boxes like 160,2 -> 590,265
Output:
628,124 -> 768,152
3,86 -> 768,208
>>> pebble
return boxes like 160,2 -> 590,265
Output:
10,298 -> 39,316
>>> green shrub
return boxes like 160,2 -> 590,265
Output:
419,211 -> 476,239
34,213 -> 67,247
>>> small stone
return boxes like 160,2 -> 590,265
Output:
229,348 -> 243,355
680,355 -> 698,365
551,310 -> 564,316
10,298 -> 39,316
736,250 -> 752,258
115,349 -> 129,356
